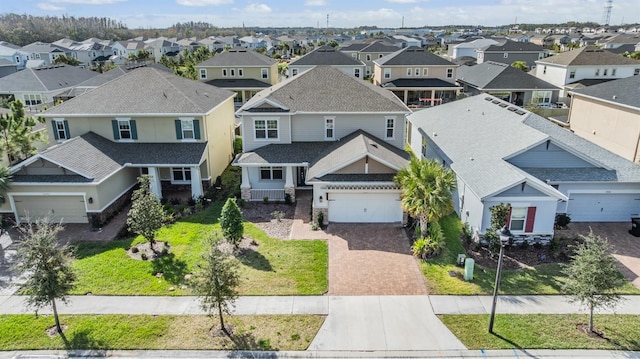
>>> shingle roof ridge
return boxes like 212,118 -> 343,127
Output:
151,68 -> 205,113
28,67 -> 49,92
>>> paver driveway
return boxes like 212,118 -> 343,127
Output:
326,223 -> 428,295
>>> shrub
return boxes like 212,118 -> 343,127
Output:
141,253 -> 148,261
195,202 -> 203,212
220,166 -> 241,200
131,246 -> 139,253
233,137 -> 243,155
555,213 -> 571,229
311,222 -> 319,231
316,211 -> 324,227
271,210 -> 285,222
411,232 -> 445,259
170,198 -> 181,206
284,193 -> 292,205
237,198 -> 246,207
219,198 -> 244,247
263,197 -> 269,204
186,196 -> 196,207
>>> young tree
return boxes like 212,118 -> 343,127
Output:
126,175 -> 168,248
191,232 -> 241,335
219,197 -> 243,247
0,100 -> 45,165
15,218 -> 76,334
510,61 -> 529,72
562,231 -> 626,333
394,156 -> 456,237
53,54 -> 80,66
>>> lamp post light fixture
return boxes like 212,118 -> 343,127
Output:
488,225 -> 512,334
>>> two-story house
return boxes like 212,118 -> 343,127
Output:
20,42 -> 67,68
234,66 -> 411,224
287,46 -> 365,79
568,75 -> 640,162
534,46 -> 640,96
449,38 -> 499,60
340,41 -> 399,78
195,48 -> 278,107
144,38 -> 182,62
0,67 -> 236,225
373,46 -> 460,107
476,40 -> 547,69
0,41 -> 29,73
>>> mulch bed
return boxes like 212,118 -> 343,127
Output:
240,202 -> 295,240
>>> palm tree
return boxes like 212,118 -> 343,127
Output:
394,156 -> 456,237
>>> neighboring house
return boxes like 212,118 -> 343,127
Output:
195,48 -> 278,107
144,38 -> 182,62
456,61 -> 560,106
0,58 -> 18,78
177,38 -> 202,52
408,95 -> 640,241
340,41 -> 399,78
373,46 -> 460,107
234,66 -> 411,223
52,38 -> 112,66
568,75 -> 640,162
0,67 -> 236,225
449,38 -> 500,60
0,41 -> 28,71
20,42 -> 67,67
287,46 -> 365,79
239,36 -> 268,49
111,40 -> 146,58
0,65 -> 98,108
476,40 -> 547,68
597,34 -> 640,49
534,46 -> 640,96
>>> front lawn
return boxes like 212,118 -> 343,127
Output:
419,214 -> 639,295
441,314 -> 640,350
0,314 -> 324,350
71,202 -> 327,296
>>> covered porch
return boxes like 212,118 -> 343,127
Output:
238,164 -> 308,202
382,79 -> 460,109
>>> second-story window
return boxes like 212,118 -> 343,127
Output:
291,68 -> 298,76
182,119 -> 194,139
261,68 -> 269,79
325,117 -> 335,140
254,118 -> 278,140
199,69 -> 207,79
406,68 -> 412,76
612,68 -> 616,76
238,68 -> 244,77
385,117 -> 395,139
423,68 -> 428,76
366,54 -> 371,61
595,68 -> 600,76
222,68 -> 228,77
414,68 -> 419,76
118,119 -> 132,139
52,119 -> 69,141
446,68 -> 453,78
354,68 -> 360,78
569,70 -> 575,79
176,118 -> 200,140
603,69 -> 608,76
230,68 -> 236,77
112,119 -> 137,140
384,68 -> 391,79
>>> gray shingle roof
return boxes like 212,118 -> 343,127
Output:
536,46 -> 640,66
359,42 -> 399,53
196,48 -> 276,67
382,78 -> 459,88
0,65 -> 98,93
570,74 -> 640,109
21,42 -> 65,53
482,41 -> 545,52
375,46 -> 455,66
289,46 -> 363,66
42,67 -> 234,116
457,62 -> 559,90
234,142 -> 335,164
206,78 -> 271,89
239,66 -> 409,113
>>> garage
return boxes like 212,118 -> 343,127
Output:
327,192 -> 403,223
567,193 -> 640,222
13,195 -> 88,223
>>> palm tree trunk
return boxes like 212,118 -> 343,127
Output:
52,299 -> 62,334
420,215 -> 429,237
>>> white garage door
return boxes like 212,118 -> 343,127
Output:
567,193 -> 640,222
13,195 -> 88,223
328,192 -> 402,223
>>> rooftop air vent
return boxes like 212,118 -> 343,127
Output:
507,107 -> 518,112
515,110 -> 526,115
498,103 -> 508,108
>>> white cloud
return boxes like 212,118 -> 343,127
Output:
305,0 -> 326,6
37,2 -> 65,10
176,0 -> 233,6
245,2 -> 271,13
50,0 -> 126,4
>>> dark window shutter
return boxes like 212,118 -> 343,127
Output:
112,120 -> 120,140
130,120 -> 138,140
51,121 -> 59,140
194,119 -> 201,139
506,207 -> 512,228
175,119 -> 182,140
525,207 -> 536,232
63,120 -> 70,139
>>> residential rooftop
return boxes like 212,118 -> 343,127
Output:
570,74 -> 640,109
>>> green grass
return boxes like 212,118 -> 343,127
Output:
0,314 -> 324,350
441,314 -> 640,350
71,202 -> 327,296
419,214 -> 639,295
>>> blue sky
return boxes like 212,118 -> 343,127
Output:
5,0 -> 639,29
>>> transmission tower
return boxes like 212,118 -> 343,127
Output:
601,0 -> 612,26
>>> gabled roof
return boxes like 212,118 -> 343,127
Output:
42,67 -> 234,116
196,48 -> 276,67
481,40 -> 545,52
536,46 -> 640,66
570,75 -> 640,110
457,62 -> 559,90
289,46 -> 363,66
0,65 -> 98,93
339,43 -> 369,52
21,42 -> 66,53
359,41 -> 400,53
239,65 -> 409,113
375,46 -> 455,66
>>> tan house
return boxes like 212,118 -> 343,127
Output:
568,75 -> 640,162
195,48 -> 278,107
1,67 -> 236,225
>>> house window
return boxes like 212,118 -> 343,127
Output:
118,119 -> 132,139
254,118 -> 278,140
54,120 -> 68,140
366,54 -> 371,61
15,56 -> 20,63
325,117 -> 335,140
261,68 -> 269,79
181,119 -> 194,139
379,54 -> 383,58
199,69 -> 207,79
414,68 -> 420,76
385,117 -> 395,139
24,94 -> 42,106
222,68 -> 228,77
595,68 -> 600,76
406,68 -> 412,76
366,66 -> 371,75
446,68 -> 453,78
260,167 -> 283,180
532,90 -> 552,104
238,68 -> 244,77
611,68 -> 616,76
543,66 -> 547,74
423,68 -> 428,76
172,167 -> 192,183
503,53 -> 508,58
354,68 -> 360,77
635,68 -> 640,76
384,68 -> 391,79
291,68 -> 298,76
603,68 -> 608,76
230,68 -> 235,77
509,207 -> 527,231
569,70 -> 575,79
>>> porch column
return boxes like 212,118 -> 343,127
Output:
240,166 -> 251,201
404,90 -> 409,105
190,166 -> 203,199
284,165 -> 295,202
147,166 -> 162,200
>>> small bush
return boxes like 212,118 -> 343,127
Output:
412,222 -> 446,259
195,202 -> 203,212
284,193 -> 292,205
233,137 -> 243,155
263,197 -> 269,204
131,246 -> 139,253
291,333 -> 300,341
170,198 -> 181,206
311,222 -> 319,231
258,339 -> 271,350
555,213 -> 571,228
271,210 -> 285,222
237,198 -> 246,207
316,211 -> 324,227
186,197 -> 196,207
220,166 -> 241,199
141,253 -> 148,260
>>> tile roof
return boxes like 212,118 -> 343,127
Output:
570,74 -> 640,109
457,62 -> 560,90
536,46 -> 640,66
196,48 -> 276,67
289,46 -> 364,66
240,65 -> 409,113
375,46 -> 455,66
0,65 -> 98,93
42,67 -> 234,116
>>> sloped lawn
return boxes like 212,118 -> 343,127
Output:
71,202 -> 328,296
419,214 -> 639,295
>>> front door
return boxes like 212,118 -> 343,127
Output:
297,167 -> 306,186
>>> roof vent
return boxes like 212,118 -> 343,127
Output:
612,95 -> 617,100
507,107 -> 518,112
484,97 -> 493,101
498,103 -> 508,108
515,110 -> 526,115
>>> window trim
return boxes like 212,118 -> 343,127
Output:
509,207 -> 527,232
238,68 -> 244,77
171,167 -> 192,184
261,68 -> 269,79
53,119 -> 68,141
385,116 -> 395,140
365,54 -> 371,61
199,68 -> 207,79
414,68 -> 420,76
259,166 -> 284,181
291,68 -> 298,76
324,117 -> 335,140
383,68 -> 391,79
117,118 -> 133,141
222,68 -> 228,77
181,118 -> 195,140
230,68 -> 236,77
423,68 -> 428,76
354,68 -> 360,77
406,68 -> 412,76
446,68 -> 454,78
253,118 -> 279,141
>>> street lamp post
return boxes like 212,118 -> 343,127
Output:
488,225 -> 512,334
